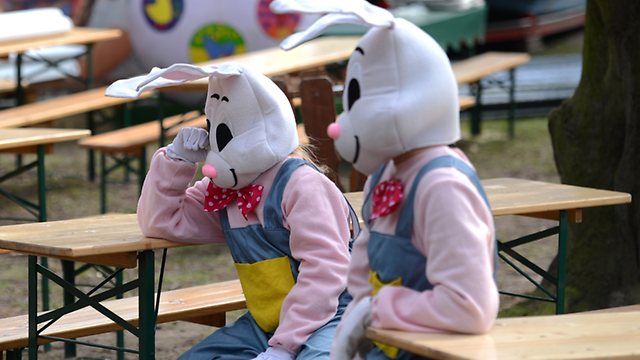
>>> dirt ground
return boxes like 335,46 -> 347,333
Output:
0,115 -> 562,359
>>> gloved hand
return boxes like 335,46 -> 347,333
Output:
252,346 -> 294,360
166,127 -> 209,164
333,297 -> 373,360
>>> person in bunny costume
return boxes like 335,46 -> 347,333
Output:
272,1 -> 499,359
106,62 -> 358,360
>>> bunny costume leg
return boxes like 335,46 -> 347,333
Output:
178,312 -> 267,360
178,310 -> 343,360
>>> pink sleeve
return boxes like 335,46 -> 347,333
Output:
267,166 -> 352,354
341,178 -> 374,320
136,148 -> 225,244
346,225 -> 373,305
370,170 -> 499,334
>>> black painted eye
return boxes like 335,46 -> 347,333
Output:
211,93 -> 220,100
206,119 -> 211,133
347,78 -> 360,111
221,96 -> 229,102
216,123 -> 233,152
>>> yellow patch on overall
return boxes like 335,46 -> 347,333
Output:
235,256 -> 295,332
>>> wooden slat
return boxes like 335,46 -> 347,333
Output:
482,178 -> 632,217
583,304 -> 640,314
0,143 -> 54,154
344,178 -> 631,223
0,128 -> 90,150
452,52 -> 531,85
367,310 -> 640,359
78,111 -> 205,153
0,28 -> 122,57
293,95 -> 475,111
458,95 -> 475,110
0,213 -> 188,260
0,279 -> 245,351
163,36 -> 360,92
0,78 -> 16,94
0,86 -> 153,129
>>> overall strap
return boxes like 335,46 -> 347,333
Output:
219,206 -> 231,230
262,158 -> 361,242
263,158 -> 308,228
396,155 -> 490,239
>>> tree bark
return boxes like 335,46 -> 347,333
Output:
547,0 -> 640,310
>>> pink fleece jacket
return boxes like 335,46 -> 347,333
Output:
346,145 -> 499,334
137,148 -> 352,355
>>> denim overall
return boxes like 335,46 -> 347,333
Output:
362,155 -> 491,360
179,158 -> 358,360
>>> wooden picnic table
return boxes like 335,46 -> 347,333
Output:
366,309 -> 640,359
161,36 -> 360,92
0,213 -> 193,359
344,177 -> 632,314
0,128 -> 90,222
0,27 -> 122,104
451,52 -> 532,138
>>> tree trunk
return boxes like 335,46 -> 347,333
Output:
547,0 -> 640,311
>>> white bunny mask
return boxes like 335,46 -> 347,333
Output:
106,62 -> 298,189
273,0 -> 460,175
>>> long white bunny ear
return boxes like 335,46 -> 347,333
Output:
271,0 -> 394,50
105,63 -> 244,98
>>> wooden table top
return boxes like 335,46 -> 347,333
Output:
367,310 -> 640,359
0,27 -> 122,56
0,213 -> 188,268
452,52 -> 532,85
162,36 -> 360,91
0,128 -> 90,150
345,177 -> 631,221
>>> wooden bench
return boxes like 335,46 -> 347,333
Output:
78,110 -> 207,213
0,78 -> 15,95
452,51 -> 531,138
0,279 -> 245,358
583,304 -> 640,314
0,86 -> 154,129
0,78 -> 68,105
0,85 -> 156,183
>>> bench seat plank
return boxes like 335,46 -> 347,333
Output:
0,86 -> 153,129
78,111 -> 205,153
0,279 -> 245,351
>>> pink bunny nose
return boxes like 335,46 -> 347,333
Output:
202,164 -> 218,179
327,123 -> 341,139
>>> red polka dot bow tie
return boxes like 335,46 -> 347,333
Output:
204,181 -> 264,219
371,179 -> 404,220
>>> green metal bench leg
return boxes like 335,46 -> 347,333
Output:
470,81 -> 483,136
62,261 -> 76,358
36,145 -> 52,353
6,348 -> 24,360
138,251 -> 156,359
100,153 -> 108,214
508,68 -> 516,139
556,210 -> 568,314
117,270 -> 125,360
87,111 -> 97,182
28,256 -> 38,360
